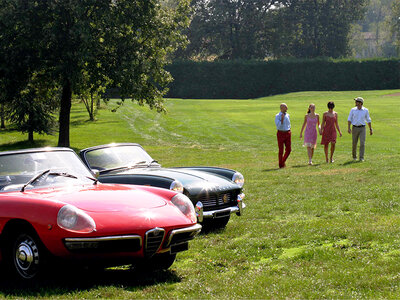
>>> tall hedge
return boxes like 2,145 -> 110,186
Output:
165,58 -> 400,99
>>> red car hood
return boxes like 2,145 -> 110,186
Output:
19,183 -> 168,212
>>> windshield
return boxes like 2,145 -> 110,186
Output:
84,145 -> 154,171
0,150 -> 95,192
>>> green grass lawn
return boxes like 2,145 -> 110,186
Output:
0,90 -> 400,298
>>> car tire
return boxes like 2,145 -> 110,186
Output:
135,253 -> 177,272
202,215 -> 230,230
4,231 -> 46,281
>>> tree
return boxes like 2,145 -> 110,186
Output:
270,0 -> 368,58
389,0 -> 400,55
0,0 -> 190,147
76,70 -> 110,121
8,73 -> 59,143
349,0 -> 397,58
0,104 -> 5,129
177,0 -> 368,60
178,0 -> 285,60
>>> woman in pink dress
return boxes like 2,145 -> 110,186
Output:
321,101 -> 342,163
300,103 -> 320,165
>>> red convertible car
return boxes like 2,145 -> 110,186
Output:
0,148 -> 201,281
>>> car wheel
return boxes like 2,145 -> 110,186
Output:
151,253 -> 177,270
6,232 -> 45,281
135,253 -> 177,272
202,215 -> 230,230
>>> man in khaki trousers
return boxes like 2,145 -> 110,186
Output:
347,97 -> 373,161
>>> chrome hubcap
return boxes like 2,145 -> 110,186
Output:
14,237 -> 39,278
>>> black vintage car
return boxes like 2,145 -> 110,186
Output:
79,143 -> 245,228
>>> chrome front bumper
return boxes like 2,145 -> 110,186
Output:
64,224 -> 202,255
195,193 -> 246,222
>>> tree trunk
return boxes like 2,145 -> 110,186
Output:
0,104 -> 5,129
28,111 -> 34,143
28,130 -> 34,143
90,92 -> 95,121
58,80 -> 72,147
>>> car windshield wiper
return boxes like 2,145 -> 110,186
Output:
86,176 -> 98,185
21,169 -> 51,192
99,161 -> 148,174
21,170 -> 78,192
147,160 -> 160,167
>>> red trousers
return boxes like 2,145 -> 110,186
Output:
277,130 -> 291,168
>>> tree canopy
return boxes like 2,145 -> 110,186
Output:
270,0 -> 367,58
0,0 -> 190,146
349,0 -> 397,58
178,0 -> 285,60
177,0 -> 368,60
389,0 -> 400,55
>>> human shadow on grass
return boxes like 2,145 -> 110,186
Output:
262,167 -> 281,172
0,265 -> 181,297
292,163 -> 322,168
262,163 -> 321,172
341,160 -> 361,166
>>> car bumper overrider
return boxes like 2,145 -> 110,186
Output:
195,193 -> 246,222
63,224 -> 202,256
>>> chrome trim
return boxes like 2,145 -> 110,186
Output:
144,227 -> 165,257
195,201 -> 204,223
202,202 -> 246,219
237,193 -> 245,216
165,224 -> 202,248
64,235 -> 142,245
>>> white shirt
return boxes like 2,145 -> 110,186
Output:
275,112 -> 291,131
348,107 -> 371,126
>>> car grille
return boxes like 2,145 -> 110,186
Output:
163,224 -> 202,254
194,191 -> 238,210
144,228 -> 165,257
64,235 -> 142,253
168,231 -> 195,246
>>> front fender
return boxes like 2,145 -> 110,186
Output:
174,167 -> 236,181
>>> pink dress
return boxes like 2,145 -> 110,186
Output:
304,116 -> 318,148
321,115 -> 337,144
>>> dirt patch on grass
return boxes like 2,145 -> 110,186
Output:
314,167 -> 369,176
383,92 -> 400,97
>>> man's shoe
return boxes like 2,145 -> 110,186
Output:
360,158 -> 364,162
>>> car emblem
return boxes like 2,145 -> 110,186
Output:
152,229 -> 163,236
222,194 -> 229,203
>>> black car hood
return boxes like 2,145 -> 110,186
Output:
115,167 -> 239,194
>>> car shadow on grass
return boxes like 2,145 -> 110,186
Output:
0,266 -> 181,297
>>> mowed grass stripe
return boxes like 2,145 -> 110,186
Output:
0,89 -> 399,298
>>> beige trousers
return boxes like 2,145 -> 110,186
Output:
352,126 -> 366,160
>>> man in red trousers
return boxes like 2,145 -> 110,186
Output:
275,103 -> 291,168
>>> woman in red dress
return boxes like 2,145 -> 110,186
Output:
321,101 -> 342,163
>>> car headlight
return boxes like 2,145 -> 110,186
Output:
171,193 -> 197,223
170,180 -> 184,193
57,205 -> 96,233
232,172 -> 244,188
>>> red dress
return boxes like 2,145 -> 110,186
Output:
321,114 -> 337,145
